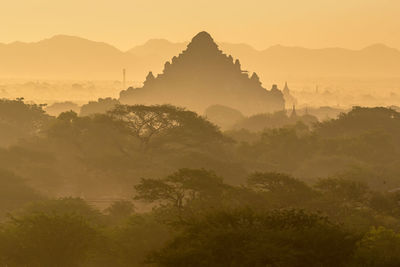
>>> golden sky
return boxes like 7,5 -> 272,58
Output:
1,0 -> 399,50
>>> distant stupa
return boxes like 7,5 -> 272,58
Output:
282,82 -> 297,109
119,31 -> 285,115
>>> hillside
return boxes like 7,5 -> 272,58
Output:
0,35 -> 143,80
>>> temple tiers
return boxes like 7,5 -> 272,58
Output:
120,31 -> 285,115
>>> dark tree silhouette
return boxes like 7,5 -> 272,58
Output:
108,104 -> 223,148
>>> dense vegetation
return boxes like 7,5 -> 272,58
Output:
1,99 -> 400,266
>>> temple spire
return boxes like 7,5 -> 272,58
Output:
144,71 -> 155,86
290,104 -> 297,118
283,82 -> 290,94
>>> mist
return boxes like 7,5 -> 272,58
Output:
1,2 -> 400,266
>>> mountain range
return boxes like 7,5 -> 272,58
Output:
0,35 -> 399,81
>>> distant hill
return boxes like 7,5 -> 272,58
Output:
0,35 -> 400,81
256,43 -> 400,78
0,35 -> 145,80
128,39 -> 187,58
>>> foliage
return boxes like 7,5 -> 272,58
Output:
2,103 -> 400,265
354,227 -> 400,266
315,177 -> 369,205
104,200 -> 135,224
233,110 -> 318,132
247,172 -> 317,207
106,214 -> 171,267
45,101 -> 80,116
0,213 -> 98,267
80,97 -> 119,117
150,209 -> 357,267
108,104 -> 225,149
0,98 -> 51,146
21,197 -> 104,225
0,169 -> 42,218
134,168 -> 230,224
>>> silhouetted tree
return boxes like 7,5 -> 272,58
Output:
135,169 -> 226,211
134,169 -> 229,223
108,104 -> 224,149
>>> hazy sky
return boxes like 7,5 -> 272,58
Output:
1,0 -> 399,50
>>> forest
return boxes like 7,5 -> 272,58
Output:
1,98 -> 400,266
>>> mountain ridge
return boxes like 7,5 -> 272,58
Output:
2,35 -> 398,56
0,35 -> 399,80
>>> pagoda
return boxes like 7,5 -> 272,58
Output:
120,32 -> 285,115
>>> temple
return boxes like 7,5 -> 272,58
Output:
282,82 -> 297,109
119,31 -> 285,115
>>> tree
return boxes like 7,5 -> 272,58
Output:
107,104 -> 183,148
315,177 -> 369,206
105,200 -> 135,224
248,172 -> 312,194
0,213 -> 98,267
45,101 -> 80,116
22,197 -> 104,225
204,104 -> 244,131
80,97 -> 120,117
247,172 -> 316,207
108,104 -> 224,149
244,126 -> 317,172
354,227 -> 400,266
107,214 -> 171,267
315,106 -> 400,140
149,209 -> 357,267
45,110 -> 136,158
0,169 -> 41,218
0,98 -> 51,146
134,169 -> 229,222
